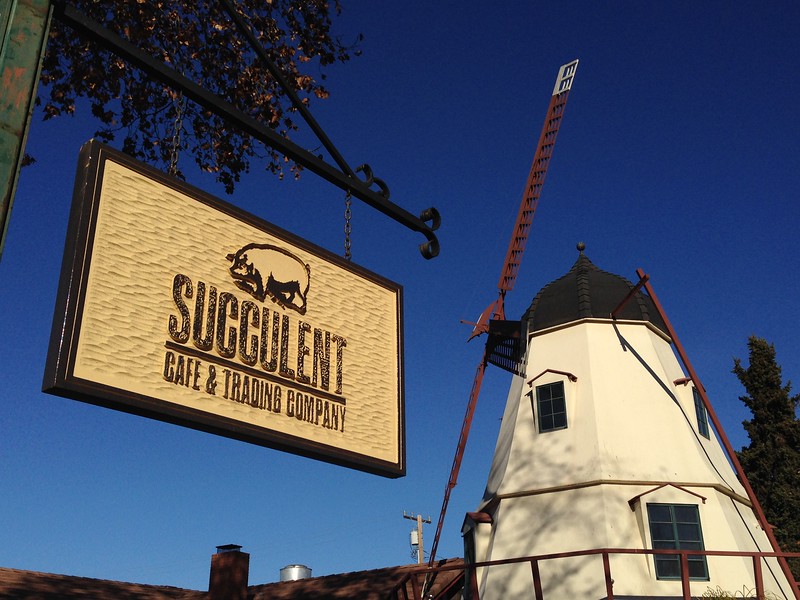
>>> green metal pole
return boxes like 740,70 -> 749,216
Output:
0,0 -> 52,260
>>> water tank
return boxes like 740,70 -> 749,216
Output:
280,564 -> 312,581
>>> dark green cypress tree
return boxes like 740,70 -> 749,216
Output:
733,336 -> 800,578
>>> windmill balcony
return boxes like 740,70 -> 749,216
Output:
387,548 -> 800,600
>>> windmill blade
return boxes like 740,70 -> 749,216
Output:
426,60 -> 579,573
497,59 -> 578,296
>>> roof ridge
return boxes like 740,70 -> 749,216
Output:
248,558 -> 464,589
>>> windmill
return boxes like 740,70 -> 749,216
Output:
414,58 -> 799,600
426,59 -> 579,569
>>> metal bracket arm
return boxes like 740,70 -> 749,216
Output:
218,0 -> 353,179
52,1 -> 440,258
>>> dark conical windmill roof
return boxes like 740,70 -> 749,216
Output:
523,244 -> 668,335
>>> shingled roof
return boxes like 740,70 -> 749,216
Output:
0,559 -> 465,600
523,244 -> 668,335
251,559 -> 464,600
0,567 -> 206,600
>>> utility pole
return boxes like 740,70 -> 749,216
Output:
403,511 -> 431,565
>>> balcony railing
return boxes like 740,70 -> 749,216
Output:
386,548 -> 800,600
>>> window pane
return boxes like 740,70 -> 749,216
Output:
540,414 -> 554,432
651,523 -> 675,542
677,523 -> 701,542
647,503 -> 708,581
536,382 -> 567,433
680,541 -> 703,551
648,505 -> 672,522
688,557 -> 708,579
655,556 -> 680,579
673,505 -> 699,523
693,388 -> 710,438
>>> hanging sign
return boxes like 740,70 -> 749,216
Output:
44,140 -> 405,477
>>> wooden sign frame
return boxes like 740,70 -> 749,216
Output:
44,140 -> 405,477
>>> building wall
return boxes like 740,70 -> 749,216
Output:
473,485 -> 791,599
467,319 -> 794,599
488,320 -> 742,495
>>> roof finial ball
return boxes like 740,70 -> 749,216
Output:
577,241 -> 586,254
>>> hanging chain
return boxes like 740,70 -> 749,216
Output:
168,91 -> 186,177
344,190 -> 352,261
167,8 -> 186,177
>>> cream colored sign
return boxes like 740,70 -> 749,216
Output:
45,142 -> 404,477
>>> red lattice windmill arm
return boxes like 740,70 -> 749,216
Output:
428,60 -> 579,572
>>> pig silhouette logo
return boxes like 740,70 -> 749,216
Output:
226,243 -> 311,314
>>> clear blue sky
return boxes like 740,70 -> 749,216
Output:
2,0 -> 799,591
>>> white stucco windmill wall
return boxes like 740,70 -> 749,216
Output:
463,317 -> 794,599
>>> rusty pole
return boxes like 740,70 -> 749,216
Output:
638,268 -> 800,599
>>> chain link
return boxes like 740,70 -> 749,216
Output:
167,6 -> 185,178
168,92 -> 186,177
344,191 -> 352,261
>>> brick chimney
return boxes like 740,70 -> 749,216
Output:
209,544 -> 249,600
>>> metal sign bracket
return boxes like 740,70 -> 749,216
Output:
51,0 -> 441,258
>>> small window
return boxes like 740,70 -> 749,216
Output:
647,503 -> 708,580
535,381 -> 567,433
693,388 -> 709,439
